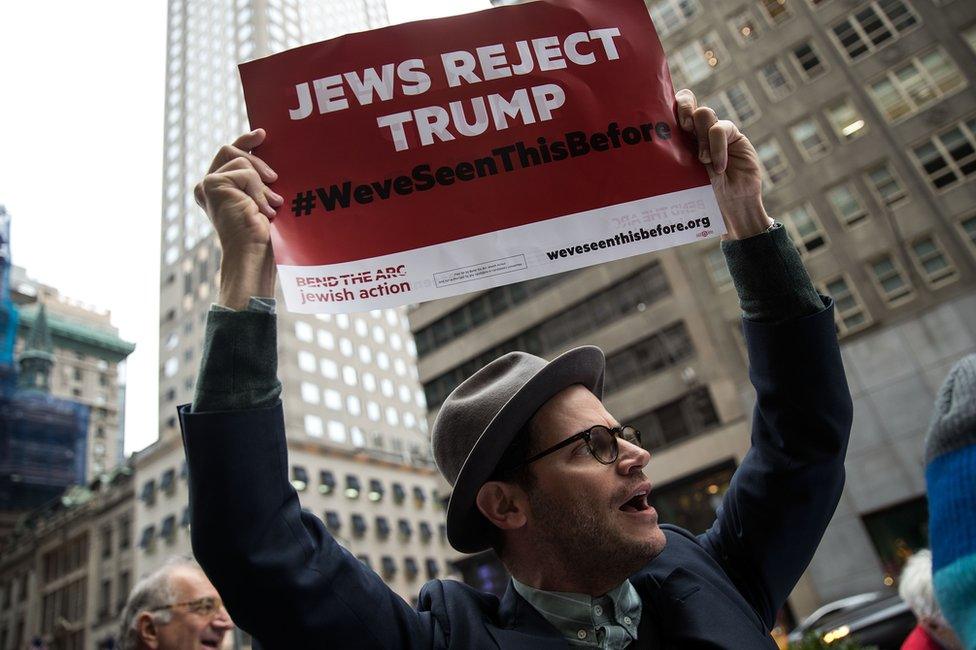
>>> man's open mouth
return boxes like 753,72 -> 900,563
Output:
619,484 -> 651,512
201,638 -> 221,648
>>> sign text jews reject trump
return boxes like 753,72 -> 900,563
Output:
238,0 -> 723,313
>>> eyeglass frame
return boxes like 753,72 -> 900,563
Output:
508,424 -> 642,470
149,596 -> 225,618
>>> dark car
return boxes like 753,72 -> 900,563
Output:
787,591 -> 916,649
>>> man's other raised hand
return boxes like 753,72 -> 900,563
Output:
194,129 -> 283,310
674,89 -> 774,241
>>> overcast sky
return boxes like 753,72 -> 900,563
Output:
0,0 -> 490,456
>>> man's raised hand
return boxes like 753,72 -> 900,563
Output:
674,89 -> 773,240
194,129 -> 284,309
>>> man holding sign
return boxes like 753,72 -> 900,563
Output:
181,2 -> 851,648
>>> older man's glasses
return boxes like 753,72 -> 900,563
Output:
517,425 -> 642,467
151,596 -> 224,618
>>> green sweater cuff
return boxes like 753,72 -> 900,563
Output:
721,223 -> 825,324
191,305 -> 281,413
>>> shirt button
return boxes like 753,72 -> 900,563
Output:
577,630 -> 587,639
624,616 -> 632,625
593,605 -> 603,616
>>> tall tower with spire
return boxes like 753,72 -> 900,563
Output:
16,304 -> 53,392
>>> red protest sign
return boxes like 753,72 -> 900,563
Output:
239,0 -> 721,313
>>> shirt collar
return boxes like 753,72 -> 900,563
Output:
512,578 -> 641,647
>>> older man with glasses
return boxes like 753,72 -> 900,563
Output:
181,87 -> 853,648
119,557 -> 233,650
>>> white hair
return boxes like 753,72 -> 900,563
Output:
118,556 -> 202,650
898,549 -> 945,622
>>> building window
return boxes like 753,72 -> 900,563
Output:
392,483 -> 406,504
862,496 -> 928,584
368,479 -> 384,502
603,322 -> 696,393
790,41 -> 826,80
324,389 -> 342,410
345,475 -> 361,499
304,414 -> 324,438
398,519 -> 413,541
670,32 -> 727,87
325,511 -> 341,533
705,248 -> 733,289
824,98 -> 867,141
413,486 -> 427,507
830,0 -> 919,62
869,253 -> 914,305
419,521 -> 433,542
319,470 -> 336,495
706,81 -> 761,126
381,556 -> 397,579
959,214 -> 976,254
140,480 -> 157,506
865,163 -> 908,207
911,117 -> 976,191
651,460 -> 736,534
789,118 -> 831,161
139,526 -> 156,551
826,183 -> 870,227
630,387 -> 720,451
648,0 -> 701,38
728,8 -> 761,44
300,382 -> 320,404
161,515 -> 176,543
327,420 -> 347,443
376,516 -> 391,540
909,235 -> 957,286
297,351 -> 316,373
822,276 -> 871,335
100,526 -> 112,560
757,59 -> 795,101
291,466 -> 309,491
404,557 -> 419,580
759,0 -> 793,25
294,321 -> 313,343
160,469 -> 176,495
426,558 -> 440,580
782,204 -> 827,255
868,49 -> 966,122
352,514 -> 368,538
755,138 -> 791,187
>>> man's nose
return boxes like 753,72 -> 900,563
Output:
616,438 -> 650,474
211,606 -> 234,630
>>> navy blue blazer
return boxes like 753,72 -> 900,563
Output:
180,302 -> 852,649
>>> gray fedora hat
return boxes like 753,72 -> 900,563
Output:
432,345 -> 605,553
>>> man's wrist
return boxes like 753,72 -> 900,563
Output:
720,198 -> 774,241
218,248 -> 277,311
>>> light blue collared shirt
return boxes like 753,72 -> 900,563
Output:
512,578 -> 641,648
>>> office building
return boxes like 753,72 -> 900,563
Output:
150,0 -> 458,605
412,0 -> 976,621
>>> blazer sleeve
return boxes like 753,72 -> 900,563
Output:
696,299 -> 853,629
179,403 -> 444,649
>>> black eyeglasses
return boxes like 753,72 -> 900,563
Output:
513,425 -> 642,469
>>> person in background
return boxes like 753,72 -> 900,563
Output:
898,550 -> 962,650
118,557 -> 234,650
925,354 -> 976,650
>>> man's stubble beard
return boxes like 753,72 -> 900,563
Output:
528,485 -> 663,587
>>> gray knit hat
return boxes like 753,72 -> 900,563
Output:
924,354 -> 976,464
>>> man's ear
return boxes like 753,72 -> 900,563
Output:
136,611 -> 161,649
476,481 -> 529,532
